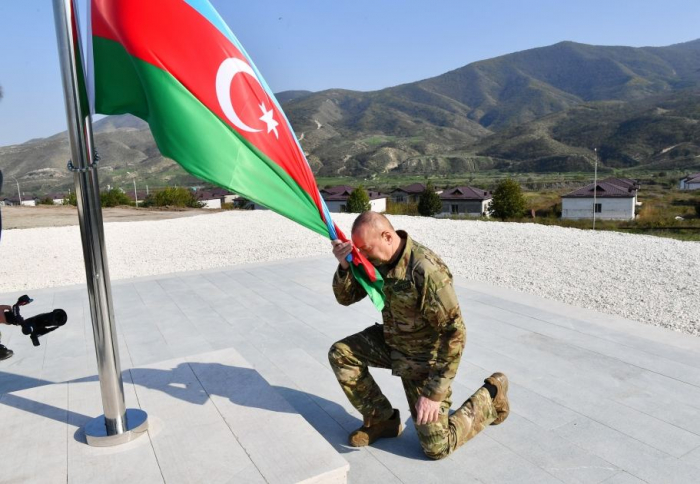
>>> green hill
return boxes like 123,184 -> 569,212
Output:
282,39 -> 700,175
470,89 -> 700,173
2,38 -> 700,194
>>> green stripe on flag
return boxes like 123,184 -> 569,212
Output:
350,264 -> 385,311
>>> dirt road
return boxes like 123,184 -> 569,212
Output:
1,205 -> 216,229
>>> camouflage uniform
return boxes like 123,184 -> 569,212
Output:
328,231 -> 497,459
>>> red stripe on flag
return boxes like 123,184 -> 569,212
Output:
92,0 -> 324,217
334,223 -> 378,283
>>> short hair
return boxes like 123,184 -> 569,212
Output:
351,211 -> 394,234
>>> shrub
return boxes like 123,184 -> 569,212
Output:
347,185 -> 371,213
100,188 -> 134,207
417,181 -> 443,217
696,200 -> 700,217
386,200 -> 419,216
64,192 -> 77,206
490,179 -> 526,220
233,197 -> 255,210
143,187 -> 203,208
37,197 -> 54,205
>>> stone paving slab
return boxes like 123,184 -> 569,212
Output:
1,256 -> 699,483
0,347 -> 349,484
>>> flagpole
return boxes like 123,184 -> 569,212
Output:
52,0 -> 148,446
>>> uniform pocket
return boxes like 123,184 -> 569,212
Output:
387,281 -> 425,333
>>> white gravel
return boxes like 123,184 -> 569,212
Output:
1,211 -> 698,336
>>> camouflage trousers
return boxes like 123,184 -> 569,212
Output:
328,324 -> 497,460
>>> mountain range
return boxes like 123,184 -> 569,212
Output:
2,38 -> 700,195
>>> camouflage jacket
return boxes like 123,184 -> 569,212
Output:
333,231 -> 465,402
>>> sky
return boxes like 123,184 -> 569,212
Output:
1,0 -> 699,146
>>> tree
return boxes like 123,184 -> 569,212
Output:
37,197 -> 55,205
418,181 -> 442,216
490,178 -> 526,220
347,185 -> 371,213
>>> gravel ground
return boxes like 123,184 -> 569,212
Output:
1,211 -> 698,336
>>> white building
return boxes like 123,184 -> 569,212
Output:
194,190 -> 222,209
438,186 -> 492,217
679,173 -> 700,190
49,193 -> 67,205
561,178 -> 639,221
194,188 -> 239,209
321,185 -> 387,213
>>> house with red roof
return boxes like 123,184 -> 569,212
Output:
438,186 -> 492,217
320,186 -> 387,213
390,183 -> 442,203
561,178 -> 639,220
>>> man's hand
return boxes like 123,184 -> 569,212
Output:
415,396 -> 441,425
331,240 -> 352,270
0,305 -> 11,325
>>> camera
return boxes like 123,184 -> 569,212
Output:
3,295 -> 68,346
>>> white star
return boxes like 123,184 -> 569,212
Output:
259,102 -> 279,138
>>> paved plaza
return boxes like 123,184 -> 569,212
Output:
1,256 -> 700,483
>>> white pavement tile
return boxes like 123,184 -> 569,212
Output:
3,259 -> 700,483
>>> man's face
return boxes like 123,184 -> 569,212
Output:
352,225 -> 393,265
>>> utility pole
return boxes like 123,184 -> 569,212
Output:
593,148 -> 598,230
127,171 -> 138,206
11,176 -> 22,205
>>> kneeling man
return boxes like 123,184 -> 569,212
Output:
329,211 -> 509,460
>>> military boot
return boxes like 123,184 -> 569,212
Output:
349,409 -> 402,447
484,372 -> 509,425
0,344 -> 14,361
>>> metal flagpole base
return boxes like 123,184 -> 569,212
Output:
84,409 -> 149,447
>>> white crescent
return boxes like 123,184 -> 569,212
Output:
216,58 -> 262,133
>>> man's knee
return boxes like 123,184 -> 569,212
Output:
424,447 -> 449,460
328,341 -> 349,368
416,424 -> 450,460
420,438 -> 450,460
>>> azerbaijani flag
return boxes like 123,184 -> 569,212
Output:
87,0 -> 384,309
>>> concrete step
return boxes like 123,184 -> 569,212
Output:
0,347 -> 349,484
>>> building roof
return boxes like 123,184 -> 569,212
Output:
391,183 -> 427,195
320,185 -> 355,195
562,178 -> 638,198
439,186 -> 491,200
208,187 -> 235,198
194,190 -> 224,201
682,173 -> 700,183
602,177 -> 639,189
321,186 -> 386,201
